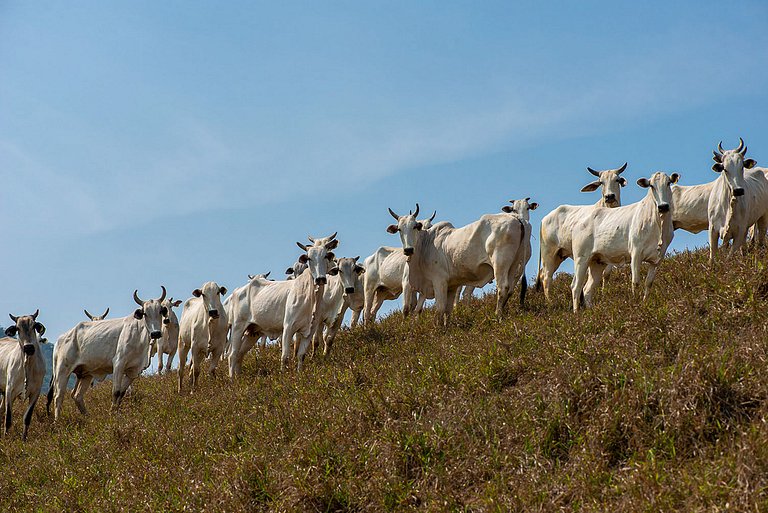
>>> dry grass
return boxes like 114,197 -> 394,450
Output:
4,247 -> 768,511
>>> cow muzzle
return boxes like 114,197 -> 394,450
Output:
345,287 -> 355,294
163,318 -> 170,325
208,309 -> 219,319
657,203 -> 670,214
22,344 -> 35,356
315,277 -> 327,285
150,330 -> 162,340
403,247 -> 414,256
734,188 -> 745,197
604,194 -> 616,204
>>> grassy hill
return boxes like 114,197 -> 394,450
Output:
2,247 -> 768,511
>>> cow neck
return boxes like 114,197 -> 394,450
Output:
715,172 -> 739,237
640,188 -> 674,252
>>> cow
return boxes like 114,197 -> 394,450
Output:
387,203 -> 530,326
0,311 -> 46,440
362,211 -> 437,324
84,307 -> 110,321
312,256 -> 366,356
154,298 -> 181,374
285,258 -> 308,280
570,172 -> 679,312
48,287 -> 167,419
178,282 -> 228,393
456,198 -> 539,305
708,138 -> 768,261
536,163 -> 628,300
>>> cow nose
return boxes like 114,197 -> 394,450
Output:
345,287 -> 355,294
658,203 -> 670,213
604,194 -> 615,203
150,330 -> 162,340
208,309 -> 219,318
404,247 -> 414,256
315,277 -> 327,285
734,188 -> 745,197
22,344 -> 35,356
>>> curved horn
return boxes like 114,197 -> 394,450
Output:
616,162 -> 627,174
31,309 -> 39,320
736,137 -> 745,154
743,145 -> 748,156
587,167 -> 601,177
307,235 -> 316,243
718,141 -> 726,154
413,203 -> 420,217
248,274 -> 255,280
133,290 -> 144,306
264,271 -> 271,279
388,208 -> 400,220
428,210 -> 436,222
327,231 -> 337,241
8,314 -> 18,323
296,241 -> 309,252
84,309 -> 94,320
354,256 -> 360,262
158,286 -> 167,302
101,307 -> 109,319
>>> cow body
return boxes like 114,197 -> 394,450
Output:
312,257 -> 365,355
571,172 -> 679,312
671,182 -> 714,234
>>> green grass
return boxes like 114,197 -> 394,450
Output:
4,247 -> 768,511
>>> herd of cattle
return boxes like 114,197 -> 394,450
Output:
1,138 -> 765,441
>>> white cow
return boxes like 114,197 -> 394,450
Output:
1,311 -> 46,440
312,256 -> 366,356
285,259 -> 308,280
537,163 -> 628,300
155,298 -> 181,374
362,211 -> 437,323
708,138 -> 768,261
387,204 -> 531,325
178,281 -> 228,393
570,172 -> 679,312
48,287 -> 167,419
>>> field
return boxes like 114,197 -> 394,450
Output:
3,248 -> 768,512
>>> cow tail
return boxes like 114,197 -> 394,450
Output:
518,218 -> 528,307
534,222 -> 543,292
45,377 -> 54,415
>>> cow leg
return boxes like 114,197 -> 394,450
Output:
402,284 -> 415,317
207,339 -> 225,378
369,289 -> 387,323
542,254 -> 564,302
281,326 -> 297,372
167,346 -> 177,373
72,375 -> 93,415
296,335 -> 312,372
432,281 -> 450,327
259,335 -> 267,349
584,262 -> 607,308
157,348 -> 165,375
52,366 -> 72,422
190,347 -> 204,390
350,309 -> 361,328
414,292 -> 426,314
571,258 -> 590,313
630,255 -> 644,297
114,368 -> 140,410
4,395 -> 13,436
730,228 -> 748,256
324,311 -> 346,356
709,227 -> 719,263
177,338 -> 190,394
22,393 -> 40,442
111,365 -> 125,410
643,263 -> 660,300
227,321 -> 248,378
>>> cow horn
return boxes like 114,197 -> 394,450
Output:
101,307 -> 109,318
718,141 -> 726,154
327,231 -> 337,241
133,290 -> 144,306
616,162 -> 627,174
297,241 -> 309,251
737,137 -> 745,154
264,271 -> 271,279
587,167 -> 601,177
248,274 -> 255,280
388,208 -> 400,220
743,145 -> 748,156
158,286 -> 167,302
31,309 -> 39,320
413,203 -> 420,217
428,210 -> 436,222
307,235 -> 315,243
354,256 -> 360,262
713,150 -> 723,162
9,314 -> 18,323
84,309 -> 94,320
524,197 -> 530,202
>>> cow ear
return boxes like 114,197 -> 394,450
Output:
192,289 -> 202,298
325,239 -> 339,250
501,205 -> 514,213
34,322 -> 45,335
355,265 -> 366,275
328,267 -> 339,276
298,254 -> 309,264
386,224 -> 398,234
173,300 -> 182,307
670,173 -> 680,184
285,267 -> 294,275
4,326 -> 17,337
134,309 -> 145,320
529,202 -> 539,210
744,159 -> 757,169
326,251 -> 335,261
219,286 -> 227,296
580,181 -> 601,192
637,178 -> 650,188
618,177 -> 627,187
414,222 -> 423,231
712,162 -> 724,172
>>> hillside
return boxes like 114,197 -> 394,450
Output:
2,247 -> 768,511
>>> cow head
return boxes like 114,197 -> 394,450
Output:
637,171 -> 680,214
285,259 -> 309,280
712,138 -> 755,198
5,309 -> 46,357
161,297 -> 182,325
386,203 -> 424,258
247,271 -> 272,281
84,307 -> 109,321
501,197 -> 538,220
328,256 -> 366,295
192,282 -> 227,320
133,286 -> 168,340
297,233 -> 338,286
580,163 -> 628,206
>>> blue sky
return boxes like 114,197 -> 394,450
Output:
2,1 -> 767,359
